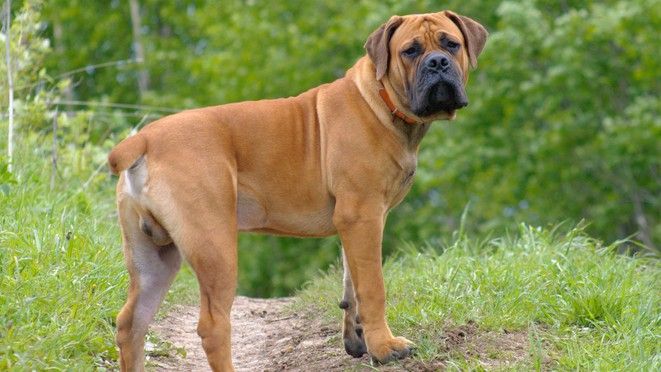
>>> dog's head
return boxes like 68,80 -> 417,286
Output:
365,11 -> 488,120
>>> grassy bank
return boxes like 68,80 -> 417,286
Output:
0,139 -> 122,369
298,225 -> 660,370
0,141 -> 193,369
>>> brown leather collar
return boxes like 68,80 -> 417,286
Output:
378,87 -> 420,125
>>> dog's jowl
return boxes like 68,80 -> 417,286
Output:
109,10 -> 487,372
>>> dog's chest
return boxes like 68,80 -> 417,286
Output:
387,164 -> 417,209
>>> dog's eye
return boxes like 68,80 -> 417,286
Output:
443,39 -> 460,53
401,45 -> 419,58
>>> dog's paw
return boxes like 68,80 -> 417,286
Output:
368,336 -> 415,364
343,324 -> 367,358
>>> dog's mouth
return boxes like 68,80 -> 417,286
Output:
412,79 -> 467,118
432,80 -> 467,113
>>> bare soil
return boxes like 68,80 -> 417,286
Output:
148,296 -> 532,371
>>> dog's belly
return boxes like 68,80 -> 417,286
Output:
236,192 -> 336,237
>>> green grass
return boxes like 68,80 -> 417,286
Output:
297,225 -> 661,370
0,138 -> 196,370
0,146 -> 119,369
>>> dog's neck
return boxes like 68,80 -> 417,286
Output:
392,117 -> 432,148
348,57 -> 433,150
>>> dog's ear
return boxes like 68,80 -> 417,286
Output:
444,11 -> 488,68
364,15 -> 404,80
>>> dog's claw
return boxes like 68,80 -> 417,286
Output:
368,336 -> 415,364
370,348 -> 410,364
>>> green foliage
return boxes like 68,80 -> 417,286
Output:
298,225 -> 661,370
0,0 -> 52,132
42,0 -> 501,107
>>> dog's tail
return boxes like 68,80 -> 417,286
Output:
108,134 -> 147,175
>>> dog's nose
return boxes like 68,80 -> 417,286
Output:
424,54 -> 450,72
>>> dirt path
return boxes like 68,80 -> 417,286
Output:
149,296 -> 378,371
149,296 -> 530,371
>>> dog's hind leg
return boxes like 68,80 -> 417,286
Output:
180,230 -> 237,372
169,172 -> 238,372
115,196 -> 182,372
339,249 -> 368,357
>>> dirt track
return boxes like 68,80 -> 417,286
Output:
149,296 -> 530,371
149,296 -> 380,371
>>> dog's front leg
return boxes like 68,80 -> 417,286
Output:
333,200 -> 413,363
339,250 -> 367,357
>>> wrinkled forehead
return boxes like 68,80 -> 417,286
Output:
391,13 -> 464,47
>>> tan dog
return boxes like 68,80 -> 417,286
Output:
109,10 -> 487,371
